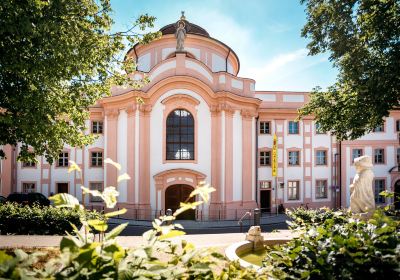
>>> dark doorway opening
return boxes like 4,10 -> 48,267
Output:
260,190 -> 271,212
57,183 -> 69,194
394,180 -> 400,210
165,184 -> 195,220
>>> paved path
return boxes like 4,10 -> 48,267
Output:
0,230 -> 296,250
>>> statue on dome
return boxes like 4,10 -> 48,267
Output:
175,11 -> 187,52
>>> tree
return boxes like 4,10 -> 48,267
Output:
0,0 -> 160,163
298,0 -> 400,140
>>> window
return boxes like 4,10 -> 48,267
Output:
90,182 -> 103,202
22,161 -> 36,168
352,149 -> 363,162
316,180 -> 328,199
288,181 -> 299,200
91,152 -> 103,167
396,120 -> 400,132
288,121 -> 299,134
92,121 -> 103,134
373,124 -> 384,132
374,179 -> 385,203
22,183 -> 35,193
288,151 -> 300,166
316,150 -> 327,165
315,123 -> 324,134
260,122 -> 271,134
259,151 -> 271,166
374,149 -> 385,164
57,183 -> 69,194
166,109 -> 194,160
57,152 -> 69,167
397,148 -> 400,164
260,181 -> 272,189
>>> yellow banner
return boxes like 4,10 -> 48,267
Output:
272,134 -> 278,177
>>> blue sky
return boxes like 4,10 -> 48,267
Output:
110,0 -> 337,91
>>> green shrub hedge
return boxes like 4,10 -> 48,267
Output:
263,209 -> 400,279
0,203 -> 103,235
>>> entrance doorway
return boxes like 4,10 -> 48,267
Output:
394,180 -> 400,210
165,184 -> 195,220
260,190 -> 271,212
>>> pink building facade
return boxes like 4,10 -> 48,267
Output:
1,17 -> 399,219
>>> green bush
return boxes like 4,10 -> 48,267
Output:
286,207 -> 352,230
262,209 -> 400,279
0,203 -> 103,235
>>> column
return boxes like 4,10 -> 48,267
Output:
126,104 -> 136,205
105,108 -> 118,188
138,104 -> 152,211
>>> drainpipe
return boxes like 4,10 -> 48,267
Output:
225,49 -> 231,73
255,116 -> 259,206
133,46 -> 138,71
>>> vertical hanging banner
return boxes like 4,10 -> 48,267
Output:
272,134 -> 278,177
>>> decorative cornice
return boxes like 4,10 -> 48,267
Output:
240,109 -> 257,119
126,104 -> 137,116
105,108 -> 119,119
138,104 -> 152,114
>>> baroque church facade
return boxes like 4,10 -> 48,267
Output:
1,15 -> 399,219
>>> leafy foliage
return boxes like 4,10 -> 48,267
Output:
262,209 -> 400,279
0,203 -> 102,235
286,207 -> 352,230
0,0 -> 160,163
298,0 -> 400,140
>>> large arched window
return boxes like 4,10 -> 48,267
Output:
166,109 -> 194,160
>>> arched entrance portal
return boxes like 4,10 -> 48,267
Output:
394,180 -> 400,210
165,184 -> 195,220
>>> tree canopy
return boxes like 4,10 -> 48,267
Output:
299,0 -> 400,140
0,0 -> 159,163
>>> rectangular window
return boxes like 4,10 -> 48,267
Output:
92,121 -> 103,134
259,122 -> 271,134
22,161 -> 36,168
57,183 -> 69,194
373,124 -> 384,132
288,121 -> 299,134
396,120 -> 400,132
374,149 -> 385,164
288,181 -> 299,200
90,182 -> 103,202
288,151 -> 300,166
316,150 -> 327,165
374,179 -> 385,203
316,180 -> 328,199
352,149 -> 363,162
23,183 -> 35,193
315,123 -> 324,134
57,152 -> 69,167
260,181 -> 272,189
91,152 -> 103,167
259,151 -> 271,166
397,148 -> 400,164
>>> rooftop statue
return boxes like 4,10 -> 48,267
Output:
175,12 -> 187,52
350,155 -> 375,217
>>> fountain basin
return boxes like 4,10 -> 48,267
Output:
225,234 -> 293,270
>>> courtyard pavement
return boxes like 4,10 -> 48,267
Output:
0,230 -> 296,250
0,214 -> 291,249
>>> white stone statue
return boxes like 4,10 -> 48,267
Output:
350,155 -> 375,215
175,13 -> 186,52
246,226 -> 264,250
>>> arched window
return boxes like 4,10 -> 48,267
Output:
166,109 -> 194,160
